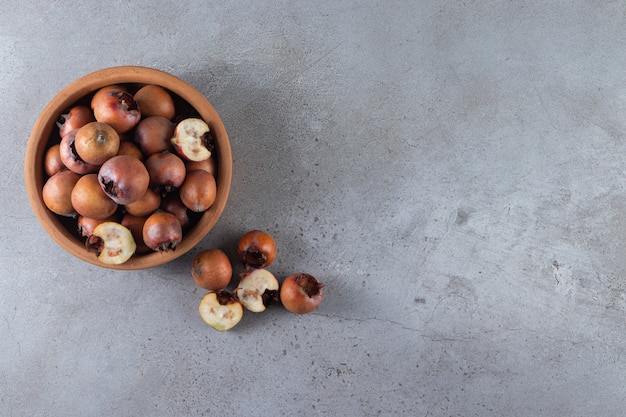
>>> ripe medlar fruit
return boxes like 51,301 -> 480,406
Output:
71,173 -> 119,220
98,155 -> 150,205
191,249 -> 233,291
142,211 -> 183,252
179,169 -> 216,212
56,105 -> 95,139
145,151 -> 186,192
237,230 -> 277,269
42,170 -> 81,217
91,86 -> 141,134
74,121 -> 120,165
86,222 -> 136,265
133,84 -> 175,120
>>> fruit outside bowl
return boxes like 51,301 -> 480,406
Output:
24,66 -> 232,270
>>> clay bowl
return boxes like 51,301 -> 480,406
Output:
24,66 -> 232,270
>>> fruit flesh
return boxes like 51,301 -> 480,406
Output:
198,291 -> 243,331
171,118 -> 214,162
235,269 -> 279,313
86,222 -> 136,265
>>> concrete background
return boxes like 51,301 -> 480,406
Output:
2,1 -> 626,415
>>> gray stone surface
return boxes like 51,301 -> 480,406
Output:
3,1 -> 626,415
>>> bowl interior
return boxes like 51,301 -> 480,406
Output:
25,66 -> 232,270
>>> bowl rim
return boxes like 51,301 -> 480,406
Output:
24,65 -> 232,270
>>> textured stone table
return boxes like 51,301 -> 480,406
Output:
2,1 -> 626,415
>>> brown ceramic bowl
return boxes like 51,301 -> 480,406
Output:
24,66 -> 232,270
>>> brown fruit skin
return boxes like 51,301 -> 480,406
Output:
160,192 -> 192,229
179,169 -> 216,212
185,157 -> 216,176
91,86 -> 141,134
191,249 -> 233,291
98,155 -> 150,205
74,121 -> 121,165
121,214 -> 151,254
117,141 -> 144,159
124,187 -> 161,217
59,130 -> 99,175
134,116 -> 175,156
237,230 -> 277,268
44,144 -> 66,177
42,170 -> 81,217
77,215 -> 117,238
134,85 -> 175,120
56,105 -> 95,139
145,151 -> 186,192
280,273 -> 324,315
71,173 -> 119,220
142,211 -> 183,252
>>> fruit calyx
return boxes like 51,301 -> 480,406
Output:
85,235 -> 105,256
200,131 -> 215,154
262,289 -> 280,307
216,290 -> 239,305
117,91 -> 139,111
241,248 -> 267,268
294,273 -> 324,297
99,176 -> 119,198
156,240 -> 179,252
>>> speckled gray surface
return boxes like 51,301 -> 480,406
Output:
3,1 -> 626,416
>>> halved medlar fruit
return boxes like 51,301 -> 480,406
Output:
171,118 -> 214,162
86,222 -> 136,265
235,268 -> 280,313
198,290 -> 243,332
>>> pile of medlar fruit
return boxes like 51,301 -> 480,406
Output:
42,83 -> 218,265
194,230 -> 324,331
